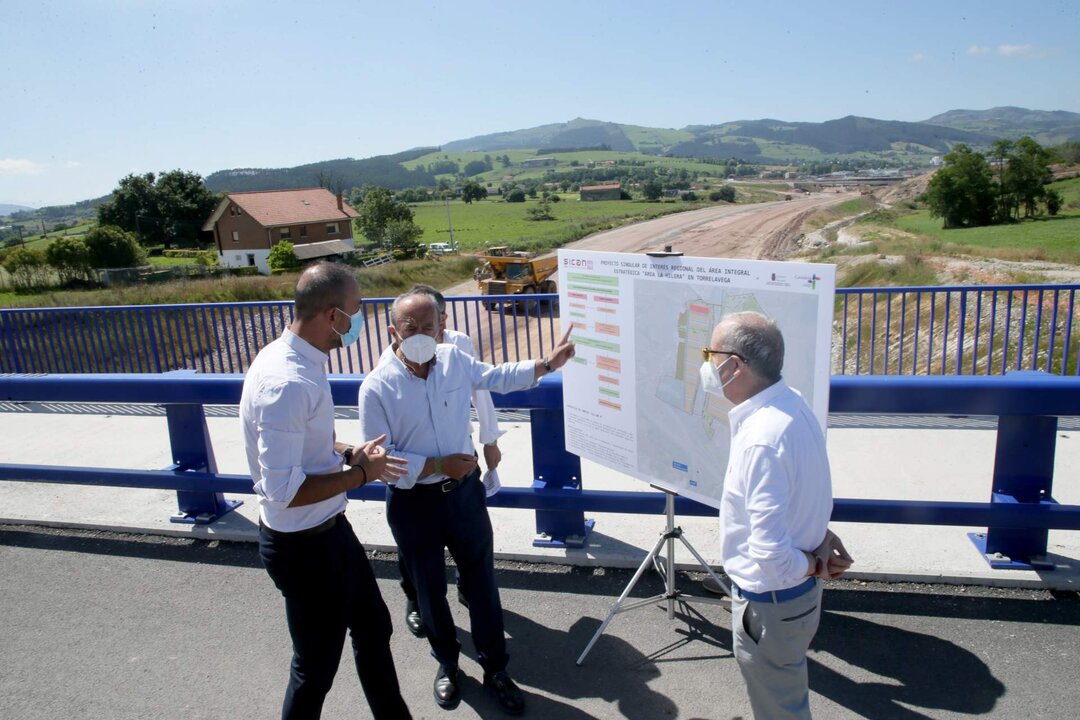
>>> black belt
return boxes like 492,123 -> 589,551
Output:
414,476 -> 466,493
412,467 -> 479,493
259,512 -> 343,539
733,576 -> 817,604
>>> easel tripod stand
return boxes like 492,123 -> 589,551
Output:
576,487 -> 730,665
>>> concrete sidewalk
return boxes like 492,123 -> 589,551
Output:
0,402 -> 1078,591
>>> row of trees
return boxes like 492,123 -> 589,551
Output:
1,226 -> 146,289
97,170 -> 219,249
924,137 -> 1062,228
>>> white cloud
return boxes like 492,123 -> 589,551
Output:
0,158 -> 45,175
998,44 -> 1045,58
64,160 -> 81,169
911,52 -> 926,62
967,45 -> 990,55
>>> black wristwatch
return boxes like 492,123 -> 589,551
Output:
542,358 -> 553,373
342,446 -> 355,466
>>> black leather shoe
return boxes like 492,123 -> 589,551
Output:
405,600 -> 425,638
484,670 -> 525,716
433,664 -> 461,709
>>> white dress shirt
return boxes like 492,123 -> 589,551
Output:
719,380 -> 833,594
240,329 -> 346,531
376,329 -> 505,446
358,344 -> 536,489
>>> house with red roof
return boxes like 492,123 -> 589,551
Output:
202,188 -> 360,274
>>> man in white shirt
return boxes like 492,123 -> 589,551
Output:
700,311 -> 852,720
358,292 -> 575,716
241,262 -> 412,720
386,285 -> 506,639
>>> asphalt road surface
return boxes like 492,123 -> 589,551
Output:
3,525 -> 1079,720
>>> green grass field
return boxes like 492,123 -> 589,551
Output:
410,196 -> 713,254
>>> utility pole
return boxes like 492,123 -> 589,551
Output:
444,195 -> 456,252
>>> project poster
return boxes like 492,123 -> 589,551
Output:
557,249 -> 835,510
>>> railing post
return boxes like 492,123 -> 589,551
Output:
163,372 -> 242,524
970,373 -> 1059,568
529,406 -> 594,548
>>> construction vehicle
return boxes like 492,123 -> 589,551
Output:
474,246 -> 558,308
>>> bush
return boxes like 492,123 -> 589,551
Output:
45,236 -> 93,285
162,249 -> 210,258
84,225 -> 146,268
268,241 -> 300,271
506,189 -> 526,203
2,245 -> 50,289
681,191 -> 698,202
709,185 -> 736,202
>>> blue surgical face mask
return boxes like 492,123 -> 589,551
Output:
333,306 -> 365,347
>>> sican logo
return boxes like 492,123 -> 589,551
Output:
807,273 -> 821,289
562,258 -> 593,270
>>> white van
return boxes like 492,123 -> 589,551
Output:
428,242 -> 453,255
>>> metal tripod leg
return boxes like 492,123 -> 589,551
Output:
577,490 -> 731,665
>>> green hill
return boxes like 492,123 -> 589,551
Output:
924,107 -> 1080,147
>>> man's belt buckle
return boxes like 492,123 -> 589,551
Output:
441,478 -> 458,493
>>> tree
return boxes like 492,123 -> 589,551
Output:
83,225 -> 146,268
505,189 -> 526,203
383,218 -> 424,251
989,139 -> 1014,223
642,180 -> 663,201
1046,189 -> 1063,216
45,236 -> 93,285
96,170 -> 218,249
356,187 -> 418,247
463,160 -> 489,177
924,144 -> 995,228
710,185 -> 736,202
268,241 -> 300,271
1005,137 -> 1053,218
2,246 -> 49,289
525,200 -> 555,221
460,181 -> 487,204
681,191 -> 698,202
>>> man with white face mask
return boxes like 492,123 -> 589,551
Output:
702,311 -> 852,720
375,285 -> 505,639
358,292 -> 576,715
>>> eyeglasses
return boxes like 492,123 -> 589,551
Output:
702,348 -> 746,363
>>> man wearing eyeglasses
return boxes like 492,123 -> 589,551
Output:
700,311 -> 852,720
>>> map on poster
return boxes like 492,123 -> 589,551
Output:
556,249 -> 835,509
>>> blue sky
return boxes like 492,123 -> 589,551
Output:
2,0 -> 1078,207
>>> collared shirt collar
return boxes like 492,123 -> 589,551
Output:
728,378 -> 787,435
281,328 -> 328,366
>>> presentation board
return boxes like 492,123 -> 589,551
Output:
557,249 -> 835,509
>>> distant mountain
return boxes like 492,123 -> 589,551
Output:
203,148 -> 440,194
924,107 -> 1080,146
194,107 -> 1080,196
443,115 -> 994,162
0,203 -> 36,215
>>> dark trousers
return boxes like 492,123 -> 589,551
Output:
259,515 -> 411,720
387,469 -> 507,675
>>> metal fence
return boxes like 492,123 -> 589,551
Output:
1,284 -> 1077,376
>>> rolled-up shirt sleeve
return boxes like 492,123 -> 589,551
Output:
251,381 -> 310,507
358,378 -> 427,489
742,445 -> 812,585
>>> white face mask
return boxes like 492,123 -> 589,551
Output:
699,355 -> 738,397
399,333 -> 437,365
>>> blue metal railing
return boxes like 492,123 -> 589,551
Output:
1,372 -> 1078,569
1,284 -> 1077,376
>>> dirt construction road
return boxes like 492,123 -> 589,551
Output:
443,191 -> 859,362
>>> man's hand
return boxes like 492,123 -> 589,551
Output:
811,529 -> 854,580
356,434 -> 407,485
440,453 -> 478,480
540,326 -> 576,374
483,443 -> 502,471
